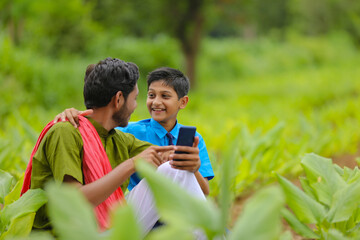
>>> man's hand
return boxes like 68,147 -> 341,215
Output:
53,108 -> 93,128
169,136 -> 201,173
133,146 -> 175,168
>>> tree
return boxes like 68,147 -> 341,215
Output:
91,0 -> 210,88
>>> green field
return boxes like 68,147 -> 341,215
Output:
1,32 -> 360,239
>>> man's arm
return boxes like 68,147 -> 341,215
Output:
64,145 -> 174,206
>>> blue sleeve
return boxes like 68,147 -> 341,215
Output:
196,133 -> 214,180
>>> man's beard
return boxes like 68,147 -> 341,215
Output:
112,104 -> 130,127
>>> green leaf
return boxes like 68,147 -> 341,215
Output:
219,136 -> 239,232
301,153 -> 346,206
4,175 -> 24,206
229,186 -> 284,240
46,183 -> 99,240
322,228 -> 351,240
299,177 -> 317,200
0,169 -> 14,204
277,174 -> 326,224
278,231 -> 293,240
326,181 -> 360,223
110,205 -> 141,240
136,161 -> 221,239
0,213 -> 35,240
1,189 -> 47,226
281,208 -> 319,239
145,226 -> 194,240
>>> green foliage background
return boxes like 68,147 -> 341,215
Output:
1,0 -> 360,238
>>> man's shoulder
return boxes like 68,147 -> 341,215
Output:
47,121 -> 80,136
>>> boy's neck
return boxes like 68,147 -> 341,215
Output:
157,118 -> 177,132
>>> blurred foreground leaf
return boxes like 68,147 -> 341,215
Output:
110,204 -> 141,240
136,161 -> 222,239
0,169 -> 13,204
228,186 -> 284,240
46,183 -> 98,240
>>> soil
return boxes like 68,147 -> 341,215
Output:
228,151 -> 359,239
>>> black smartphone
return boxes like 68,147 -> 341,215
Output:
174,126 -> 196,160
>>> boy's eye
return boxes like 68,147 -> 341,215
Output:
162,95 -> 170,98
148,93 -> 155,98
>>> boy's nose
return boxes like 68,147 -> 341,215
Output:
153,97 -> 161,105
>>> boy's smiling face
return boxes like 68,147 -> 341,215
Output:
147,80 -> 188,129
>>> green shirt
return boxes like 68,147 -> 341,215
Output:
31,117 -> 151,229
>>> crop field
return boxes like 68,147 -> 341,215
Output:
1,33 -> 360,239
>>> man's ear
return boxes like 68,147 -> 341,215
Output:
179,96 -> 189,109
114,91 -> 124,109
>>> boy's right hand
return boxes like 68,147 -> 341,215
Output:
133,146 -> 175,168
53,108 -> 93,128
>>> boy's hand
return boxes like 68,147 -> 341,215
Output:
169,136 -> 201,173
133,146 -> 175,168
53,108 -> 93,128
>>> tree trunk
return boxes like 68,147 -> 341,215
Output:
175,0 -> 205,89
184,50 -> 196,88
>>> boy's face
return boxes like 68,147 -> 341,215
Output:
146,80 -> 187,126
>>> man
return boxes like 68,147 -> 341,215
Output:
23,58 -> 204,234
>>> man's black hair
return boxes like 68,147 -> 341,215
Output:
84,57 -> 139,109
147,67 -> 190,99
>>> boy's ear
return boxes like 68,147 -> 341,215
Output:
113,91 -> 124,109
179,96 -> 189,109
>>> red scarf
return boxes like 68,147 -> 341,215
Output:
21,116 -> 124,230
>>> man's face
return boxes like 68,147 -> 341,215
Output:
113,84 -> 139,127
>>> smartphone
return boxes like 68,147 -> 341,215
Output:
174,126 -> 196,160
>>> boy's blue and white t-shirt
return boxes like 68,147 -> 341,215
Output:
117,118 -> 214,191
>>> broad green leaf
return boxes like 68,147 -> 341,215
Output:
278,231 -> 293,240
322,228 -> 350,240
46,183 -> 99,240
281,208 -> 319,239
229,186 -> 284,240
110,205 -> 141,240
343,167 -> 360,184
4,175 -> 24,206
219,137 -> 239,232
136,161 -> 221,239
277,174 -> 326,224
1,189 -> 47,226
299,177 -> 317,200
0,169 -> 14,204
301,153 -> 346,206
333,164 -> 344,176
0,213 -> 35,240
327,181 -> 360,223
145,226 -> 194,240
26,231 -> 55,240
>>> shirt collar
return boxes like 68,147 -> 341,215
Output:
150,118 -> 180,140
87,117 -> 116,138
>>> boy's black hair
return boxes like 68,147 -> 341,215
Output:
84,57 -> 139,109
147,67 -> 190,99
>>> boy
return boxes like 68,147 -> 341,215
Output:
119,67 -> 214,195
55,67 -> 214,195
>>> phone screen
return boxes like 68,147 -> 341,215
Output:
174,126 -> 196,160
